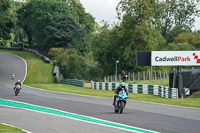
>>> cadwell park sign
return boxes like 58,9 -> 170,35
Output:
151,51 -> 200,66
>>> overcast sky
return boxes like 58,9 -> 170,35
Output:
80,0 -> 200,30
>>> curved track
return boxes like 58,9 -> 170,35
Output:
0,52 -> 200,133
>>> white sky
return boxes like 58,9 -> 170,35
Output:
80,0 -> 120,25
80,0 -> 200,30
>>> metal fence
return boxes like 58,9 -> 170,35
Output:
104,70 -> 169,82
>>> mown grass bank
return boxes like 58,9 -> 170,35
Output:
1,50 -> 200,108
0,124 -> 26,133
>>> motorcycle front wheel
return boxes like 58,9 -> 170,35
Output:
119,101 -> 124,114
15,89 -> 19,96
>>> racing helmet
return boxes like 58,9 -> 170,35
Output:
120,83 -> 126,88
18,80 -> 21,82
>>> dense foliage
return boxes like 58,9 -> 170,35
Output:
1,0 -> 200,81
0,0 -> 14,44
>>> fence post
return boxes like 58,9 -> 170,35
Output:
163,71 -> 165,79
133,72 -> 135,81
149,71 -> 151,81
159,71 -> 162,79
143,71 -> 145,80
128,72 -> 130,81
166,70 -> 169,78
138,72 -> 140,80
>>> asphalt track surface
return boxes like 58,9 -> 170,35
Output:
0,52 -> 200,133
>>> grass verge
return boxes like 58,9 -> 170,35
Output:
0,124 -> 26,133
1,50 -> 200,108
126,79 -> 169,87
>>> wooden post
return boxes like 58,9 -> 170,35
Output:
143,71 -> 145,80
138,72 -> 140,80
166,70 -> 169,78
159,71 -> 162,79
163,71 -> 165,79
128,72 -> 130,81
133,72 -> 135,81
149,71 -> 150,81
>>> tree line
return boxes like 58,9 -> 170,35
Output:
0,0 -> 200,81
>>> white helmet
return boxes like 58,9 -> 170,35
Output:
18,80 -> 21,82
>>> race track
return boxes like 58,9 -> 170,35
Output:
0,52 -> 200,133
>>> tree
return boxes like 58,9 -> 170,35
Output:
174,32 -> 200,48
0,0 -> 14,44
17,0 -> 70,48
91,23 -> 125,75
166,42 -> 196,51
66,0 -> 96,34
116,0 -> 163,71
48,48 -> 102,80
43,16 -> 89,52
159,0 -> 200,42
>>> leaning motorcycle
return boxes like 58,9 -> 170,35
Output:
14,85 -> 21,96
114,89 -> 128,114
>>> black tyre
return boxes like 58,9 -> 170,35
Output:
119,101 -> 124,114
114,103 -> 119,113
115,109 -> 119,113
15,89 -> 19,96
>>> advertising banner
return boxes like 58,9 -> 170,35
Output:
151,51 -> 200,66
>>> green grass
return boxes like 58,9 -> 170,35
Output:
1,49 -> 200,108
0,124 -> 26,133
126,79 -> 169,87
0,50 -> 54,84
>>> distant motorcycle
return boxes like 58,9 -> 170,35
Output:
14,85 -> 21,96
11,73 -> 15,80
114,89 -> 128,114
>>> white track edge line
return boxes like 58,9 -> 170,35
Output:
1,99 -> 159,133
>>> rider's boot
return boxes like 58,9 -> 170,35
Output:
113,96 -> 116,105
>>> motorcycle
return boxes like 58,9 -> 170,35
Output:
11,73 -> 15,80
114,89 -> 128,114
14,85 -> 21,96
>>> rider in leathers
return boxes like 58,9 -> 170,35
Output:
113,83 -> 128,105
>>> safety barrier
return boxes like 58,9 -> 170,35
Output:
91,81 -> 178,99
61,79 -> 84,87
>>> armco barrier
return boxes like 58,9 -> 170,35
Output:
0,46 -> 50,63
61,79 -> 84,87
91,81 -> 178,99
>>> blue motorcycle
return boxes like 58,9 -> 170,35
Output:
114,89 -> 128,113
